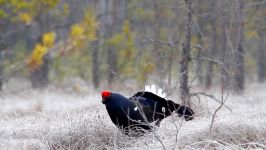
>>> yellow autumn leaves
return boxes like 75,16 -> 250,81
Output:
27,32 -> 56,71
68,10 -> 98,52
18,12 -> 32,25
0,0 -> 60,24
109,20 -> 135,60
27,10 -> 98,71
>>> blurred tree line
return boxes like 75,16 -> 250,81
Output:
0,0 -> 265,96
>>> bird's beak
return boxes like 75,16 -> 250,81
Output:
102,98 -> 106,104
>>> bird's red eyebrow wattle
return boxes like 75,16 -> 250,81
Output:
102,90 -> 111,98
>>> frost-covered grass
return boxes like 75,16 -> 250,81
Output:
0,84 -> 266,150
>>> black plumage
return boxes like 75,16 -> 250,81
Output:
102,90 -> 194,135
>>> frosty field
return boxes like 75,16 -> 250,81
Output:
0,84 -> 266,150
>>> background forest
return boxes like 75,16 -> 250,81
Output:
1,0 -> 266,149
0,0 -> 265,94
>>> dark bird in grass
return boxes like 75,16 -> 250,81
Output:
102,86 -> 194,136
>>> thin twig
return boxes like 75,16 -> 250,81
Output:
209,88 -> 229,133
190,92 -> 232,112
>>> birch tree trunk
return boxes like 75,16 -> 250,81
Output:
233,0 -> 245,93
92,39 -> 100,88
218,1 -> 230,90
107,0 -> 126,87
106,0 -> 116,87
257,31 -> 266,82
153,0 -> 166,87
0,34 -> 5,90
194,0 -> 204,86
30,54 -> 50,88
180,0 -> 192,105
91,0 -> 109,89
205,15 -> 217,89
0,51 -> 3,90
194,32 -> 203,86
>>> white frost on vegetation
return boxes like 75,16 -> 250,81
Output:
0,84 -> 266,149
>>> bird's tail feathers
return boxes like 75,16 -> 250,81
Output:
176,105 -> 194,121
144,84 -> 166,98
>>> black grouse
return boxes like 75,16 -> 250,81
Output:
102,90 -> 194,135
